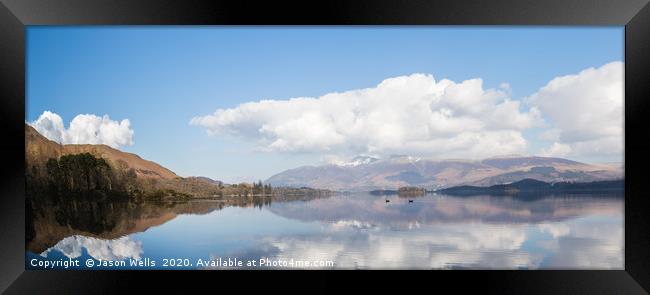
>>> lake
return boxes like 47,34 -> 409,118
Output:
26,192 -> 623,269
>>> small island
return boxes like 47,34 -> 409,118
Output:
370,186 -> 430,197
397,186 -> 427,197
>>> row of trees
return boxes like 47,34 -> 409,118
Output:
252,181 -> 273,195
32,153 -> 280,199
43,153 -> 137,195
226,181 -> 273,196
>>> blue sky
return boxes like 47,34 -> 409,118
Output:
27,27 -> 624,183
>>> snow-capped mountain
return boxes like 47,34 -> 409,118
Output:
336,155 -> 380,167
266,155 -> 623,192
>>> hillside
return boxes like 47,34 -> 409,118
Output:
26,124 -> 209,198
26,124 -> 329,198
266,154 -> 623,191
26,124 -> 177,180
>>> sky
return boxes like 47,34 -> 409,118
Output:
26,27 -> 624,183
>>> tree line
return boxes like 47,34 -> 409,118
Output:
41,153 -> 138,195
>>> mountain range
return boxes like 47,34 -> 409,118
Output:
26,123 -> 623,194
266,154 -> 622,191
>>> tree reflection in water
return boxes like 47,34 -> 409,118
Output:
27,192 -> 623,269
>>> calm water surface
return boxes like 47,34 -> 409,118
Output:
26,192 -> 623,269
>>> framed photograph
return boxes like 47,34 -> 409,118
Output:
1,0 -> 649,293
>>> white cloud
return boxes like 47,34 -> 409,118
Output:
29,111 -> 134,149
191,74 -> 542,159
29,111 -> 66,143
529,61 -> 624,161
539,142 -> 572,157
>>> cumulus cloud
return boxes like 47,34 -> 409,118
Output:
191,74 -> 542,159
539,142 -> 572,157
29,111 -> 134,149
529,61 -> 624,160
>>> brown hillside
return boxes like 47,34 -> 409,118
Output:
25,124 -> 178,180
25,124 -> 63,168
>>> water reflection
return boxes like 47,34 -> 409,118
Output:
27,192 -> 623,269
43,235 -> 143,261
233,214 -> 622,269
25,195 -> 277,253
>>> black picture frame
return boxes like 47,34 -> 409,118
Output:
1,0 -> 649,293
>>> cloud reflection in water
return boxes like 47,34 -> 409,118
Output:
218,194 -> 623,269
42,235 -> 143,261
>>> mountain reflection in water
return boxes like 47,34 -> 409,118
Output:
26,192 -> 623,269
